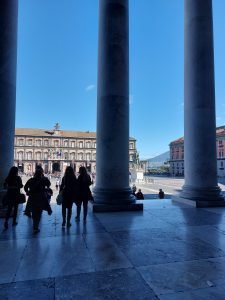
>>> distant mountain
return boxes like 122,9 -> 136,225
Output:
145,151 -> 170,168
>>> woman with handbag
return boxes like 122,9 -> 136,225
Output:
59,166 -> 77,227
76,166 -> 93,222
24,166 -> 51,233
3,166 -> 23,229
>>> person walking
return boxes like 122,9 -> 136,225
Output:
59,166 -> 77,227
24,167 -> 51,233
3,166 -> 23,229
76,166 -> 92,222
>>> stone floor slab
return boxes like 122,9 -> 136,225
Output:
84,232 -> 132,271
138,257 -> 225,295
0,238 -> 27,284
55,268 -> 158,300
0,278 -> 54,300
159,285 -> 225,300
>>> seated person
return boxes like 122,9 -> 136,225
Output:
136,189 -> 144,200
158,189 -> 164,199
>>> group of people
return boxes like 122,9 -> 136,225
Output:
132,184 -> 165,199
132,184 -> 144,199
2,165 -> 92,233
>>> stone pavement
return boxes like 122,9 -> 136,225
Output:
1,198 -> 225,299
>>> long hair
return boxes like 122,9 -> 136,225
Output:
6,166 -> 18,180
78,166 -> 90,184
34,166 -> 44,179
64,166 -> 76,180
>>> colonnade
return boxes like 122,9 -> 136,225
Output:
0,0 -> 224,209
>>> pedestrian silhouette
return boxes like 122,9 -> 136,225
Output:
59,166 -> 77,227
3,166 -> 23,229
158,189 -> 165,199
24,167 -> 51,233
76,166 -> 92,222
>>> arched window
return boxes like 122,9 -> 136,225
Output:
18,139 -> 24,146
129,143 -> 133,149
27,139 -> 32,146
27,152 -> 32,160
78,153 -> 83,160
79,141 -> 83,148
86,153 -> 91,161
36,139 -> 42,146
17,151 -> 23,160
64,140 -> 68,147
54,140 -> 59,147
70,152 -> 75,160
64,152 -> 68,160
93,153 -> 96,160
71,141 -> 75,148
44,140 -> 49,147
36,152 -> 41,160
44,152 -> 48,160
86,142 -> 90,148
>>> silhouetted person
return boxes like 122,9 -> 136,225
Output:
136,189 -> 144,200
158,189 -> 165,199
4,166 -> 23,229
76,166 -> 92,222
24,167 -> 51,233
55,179 -> 60,191
60,166 -> 77,227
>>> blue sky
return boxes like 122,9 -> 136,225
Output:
16,0 -> 225,159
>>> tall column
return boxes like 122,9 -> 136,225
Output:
180,0 -> 224,206
93,0 -> 142,211
0,1 -> 18,204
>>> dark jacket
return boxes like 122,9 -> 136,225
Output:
24,176 -> 51,210
60,176 -> 77,208
136,192 -> 144,200
4,176 -> 23,204
77,174 -> 92,202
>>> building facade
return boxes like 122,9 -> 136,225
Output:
14,126 -> 137,175
169,126 -> 225,177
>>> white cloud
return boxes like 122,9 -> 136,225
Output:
85,84 -> 95,92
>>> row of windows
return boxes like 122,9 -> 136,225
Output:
15,152 -> 96,161
15,139 -> 97,148
171,155 -> 184,160
15,138 -> 136,149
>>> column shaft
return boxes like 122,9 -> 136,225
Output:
0,1 -> 18,199
181,0 -> 223,202
93,0 -> 135,205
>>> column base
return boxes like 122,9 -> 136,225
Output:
173,184 -> 225,207
173,195 -> 225,207
91,187 -> 143,212
90,201 -> 143,212
92,187 -> 136,205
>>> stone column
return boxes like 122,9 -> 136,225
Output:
180,0 -> 224,206
0,1 -> 18,204
93,0 -> 142,211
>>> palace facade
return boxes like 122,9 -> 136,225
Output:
14,127 -> 137,175
169,126 -> 225,177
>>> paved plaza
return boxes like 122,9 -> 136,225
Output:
1,181 -> 225,299
136,176 -> 225,199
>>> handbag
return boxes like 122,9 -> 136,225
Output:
56,191 -> 63,205
17,193 -> 26,204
